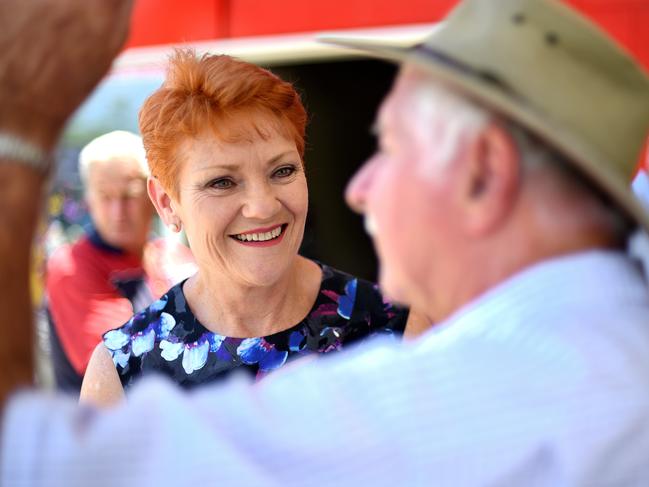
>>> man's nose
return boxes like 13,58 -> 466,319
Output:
345,156 -> 377,214
241,184 -> 282,220
108,197 -> 128,219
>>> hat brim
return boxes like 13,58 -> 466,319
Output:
319,35 -> 649,235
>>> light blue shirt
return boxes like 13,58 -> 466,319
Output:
632,170 -> 649,209
3,251 -> 649,486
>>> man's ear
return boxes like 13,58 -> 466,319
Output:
459,122 -> 520,236
147,177 -> 178,226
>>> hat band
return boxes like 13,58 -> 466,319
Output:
411,43 -> 523,103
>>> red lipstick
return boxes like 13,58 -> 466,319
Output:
230,224 -> 287,247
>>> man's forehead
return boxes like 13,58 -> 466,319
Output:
87,157 -> 147,180
87,158 -> 146,191
88,177 -> 146,199
381,66 -> 485,131
377,66 -> 440,132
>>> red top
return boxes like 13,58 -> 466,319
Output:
46,235 -> 195,375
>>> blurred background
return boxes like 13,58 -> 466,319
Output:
34,0 -> 649,387
43,0 -> 649,283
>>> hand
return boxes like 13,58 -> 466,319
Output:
0,0 -> 134,151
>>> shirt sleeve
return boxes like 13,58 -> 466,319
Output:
3,330 -> 647,486
2,338 -> 431,486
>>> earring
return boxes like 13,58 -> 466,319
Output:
169,222 -> 180,233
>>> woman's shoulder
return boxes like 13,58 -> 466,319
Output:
313,261 -> 409,332
316,260 -> 397,308
101,281 -> 189,370
316,260 -> 372,290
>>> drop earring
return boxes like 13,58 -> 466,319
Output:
169,222 -> 180,233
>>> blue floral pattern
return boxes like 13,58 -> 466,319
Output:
237,338 -> 289,371
103,262 -> 408,390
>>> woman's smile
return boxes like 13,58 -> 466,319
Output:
230,223 -> 288,247
155,121 -> 309,289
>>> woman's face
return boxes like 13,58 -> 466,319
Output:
171,119 -> 308,288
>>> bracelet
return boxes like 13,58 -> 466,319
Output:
0,133 -> 50,173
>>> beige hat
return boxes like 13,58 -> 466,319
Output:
320,0 -> 649,232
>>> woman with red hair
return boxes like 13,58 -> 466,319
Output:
80,51 -> 424,405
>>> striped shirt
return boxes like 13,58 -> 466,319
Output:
3,250 -> 649,486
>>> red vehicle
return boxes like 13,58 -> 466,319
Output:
57,0 -> 649,280
124,0 -> 649,73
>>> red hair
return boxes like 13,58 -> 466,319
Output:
139,50 -> 307,197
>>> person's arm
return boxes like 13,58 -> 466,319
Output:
0,0 -> 133,406
80,344 -> 125,407
6,339 -> 430,485
0,166 -> 43,402
7,329 -> 613,486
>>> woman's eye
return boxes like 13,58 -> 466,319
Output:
273,165 -> 296,178
210,178 -> 234,190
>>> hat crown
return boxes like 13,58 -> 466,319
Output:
319,0 -> 649,232
421,0 -> 649,181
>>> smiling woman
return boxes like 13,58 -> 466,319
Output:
79,51 -> 426,405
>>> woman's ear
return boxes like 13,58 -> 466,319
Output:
147,177 -> 178,226
460,122 -> 520,236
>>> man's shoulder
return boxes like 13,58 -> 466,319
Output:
47,236 -> 91,272
46,235 -> 117,286
416,251 -> 649,391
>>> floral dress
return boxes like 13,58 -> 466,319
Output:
103,262 -> 408,389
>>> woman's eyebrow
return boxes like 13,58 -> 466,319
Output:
266,150 -> 298,166
192,150 -> 298,173
193,162 -> 240,173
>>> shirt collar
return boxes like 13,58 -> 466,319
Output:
434,250 -> 647,338
86,223 -> 124,254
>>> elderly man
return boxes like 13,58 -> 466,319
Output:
45,131 -> 195,392
2,0 -> 649,485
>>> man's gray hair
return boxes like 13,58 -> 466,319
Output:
409,76 -> 633,243
405,76 -> 489,175
78,130 -> 148,184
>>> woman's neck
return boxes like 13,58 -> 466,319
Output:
184,256 -> 321,338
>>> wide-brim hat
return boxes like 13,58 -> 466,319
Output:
320,0 -> 649,233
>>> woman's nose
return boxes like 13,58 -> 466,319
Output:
241,184 -> 282,220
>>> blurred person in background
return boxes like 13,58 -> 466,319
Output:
80,52 -> 426,406
46,130 -> 195,394
3,0 -> 649,485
